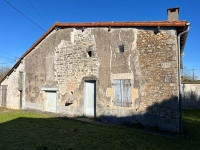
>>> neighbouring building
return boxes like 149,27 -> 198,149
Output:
182,83 -> 200,109
0,7 -> 190,133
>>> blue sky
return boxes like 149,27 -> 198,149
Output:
0,0 -> 200,76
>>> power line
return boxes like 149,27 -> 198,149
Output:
28,0 -> 50,25
0,62 -> 15,64
0,56 -> 15,61
4,0 -> 46,32
0,49 -> 18,58
191,69 -> 200,70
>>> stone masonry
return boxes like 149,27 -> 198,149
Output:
0,62 -> 25,109
55,28 -> 99,95
0,26 -> 181,133
135,29 -> 179,131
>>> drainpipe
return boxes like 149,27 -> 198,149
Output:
178,22 -> 190,134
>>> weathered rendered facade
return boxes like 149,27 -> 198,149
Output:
0,8 -> 189,133
182,83 -> 200,109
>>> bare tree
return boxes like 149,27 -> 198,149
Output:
0,66 -> 11,81
181,66 -> 199,82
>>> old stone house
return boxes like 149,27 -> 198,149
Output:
0,8 -> 190,133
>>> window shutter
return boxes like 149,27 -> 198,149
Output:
113,80 -> 122,106
18,72 -> 23,91
122,79 -> 131,107
2,85 -> 7,106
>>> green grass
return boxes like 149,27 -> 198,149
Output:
0,107 -> 200,150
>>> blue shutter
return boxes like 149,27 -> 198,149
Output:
122,79 -> 131,107
113,80 -> 122,106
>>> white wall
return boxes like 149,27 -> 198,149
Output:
182,84 -> 200,109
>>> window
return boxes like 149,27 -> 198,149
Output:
87,51 -> 92,57
113,79 -> 131,107
118,45 -> 124,53
118,41 -> 125,53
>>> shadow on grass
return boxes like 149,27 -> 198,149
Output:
0,116 -> 96,150
0,108 -> 200,150
0,93 -> 200,149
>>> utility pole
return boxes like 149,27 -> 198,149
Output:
192,69 -> 194,81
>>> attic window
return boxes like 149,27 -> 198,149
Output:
118,45 -> 124,53
87,51 -> 92,57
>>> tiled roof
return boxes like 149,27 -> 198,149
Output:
52,21 -> 186,27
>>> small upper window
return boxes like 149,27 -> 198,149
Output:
118,45 -> 124,53
87,51 -> 92,57
118,41 -> 125,53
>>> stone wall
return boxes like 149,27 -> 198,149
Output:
0,62 -> 25,109
92,28 -> 136,111
53,27 -> 179,132
135,28 -> 179,132
54,28 -> 99,110
24,28 -> 73,110
4,26 -> 179,132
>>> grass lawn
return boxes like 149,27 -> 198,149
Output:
0,107 -> 199,150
